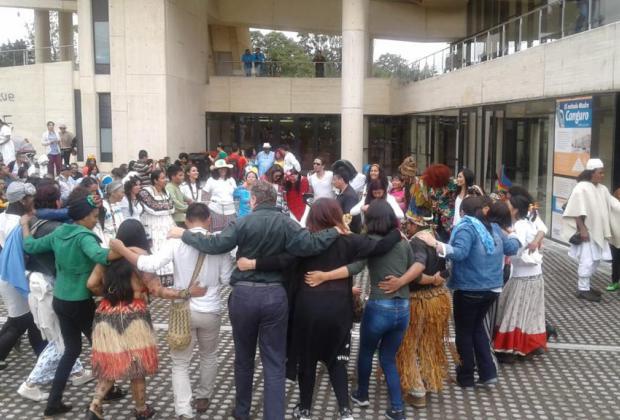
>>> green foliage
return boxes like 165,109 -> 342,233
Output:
0,39 -> 31,67
250,30 -> 313,77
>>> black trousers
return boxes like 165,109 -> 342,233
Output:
47,297 -> 95,408
61,149 -> 72,166
612,245 -> 620,283
453,290 -> 499,387
0,312 -> 47,361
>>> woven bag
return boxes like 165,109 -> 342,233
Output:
166,253 -> 206,351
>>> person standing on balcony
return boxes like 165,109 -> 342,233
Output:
0,119 -> 15,166
57,124 -> 75,167
41,121 -> 62,178
313,50 -> 326,77
241,49 -> 253,77
254,47 -> 266,76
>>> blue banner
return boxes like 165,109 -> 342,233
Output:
556,98 -> 592,129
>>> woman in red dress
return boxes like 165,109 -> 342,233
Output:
285,169 -> 310,223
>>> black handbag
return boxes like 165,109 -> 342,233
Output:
569,232 -> 583,245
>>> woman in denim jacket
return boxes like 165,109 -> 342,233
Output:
419,196 -> 521,388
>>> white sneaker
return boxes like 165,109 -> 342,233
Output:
17,382 -> 49,402
71,368 -> 95,386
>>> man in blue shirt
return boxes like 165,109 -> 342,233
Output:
241,49 -> 254,77
253,48 -> 266,76
256,142 -> 275,177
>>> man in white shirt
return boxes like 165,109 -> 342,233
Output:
56,165 -> 76,203
281,145 -> 301,173
41,121 -> 62,177
308,157 -> 334,199
110,203 -> 234,418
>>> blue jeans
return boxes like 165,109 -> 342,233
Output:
228,284 -> 288,420
356,298 -> 410,412
452,290 -> 499,386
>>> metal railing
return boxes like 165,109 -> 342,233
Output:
0,44 -> 79,70
215,60 -> 341,78
406,0 -> 618,82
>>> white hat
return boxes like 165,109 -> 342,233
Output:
37,154 -> 49,165
586,158 -> 604,171
210,159 -> 233,170
262,142 -> 272,149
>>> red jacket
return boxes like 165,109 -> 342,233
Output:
286,176 -> 309,221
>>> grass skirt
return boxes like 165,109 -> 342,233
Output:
396,287 -> 455,393
92,298 -> 159,381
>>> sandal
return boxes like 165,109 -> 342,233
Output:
134,404 -> 156,420
86,402 -> 104,420
193,398 -> 210,413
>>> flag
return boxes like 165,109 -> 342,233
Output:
497,164 -> 512,192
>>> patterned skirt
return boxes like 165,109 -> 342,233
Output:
493,273 -> 547,356
92,298 -> 159,381
209,210 -> 236,233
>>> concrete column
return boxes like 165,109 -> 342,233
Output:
341,0 -> 368,170
58,11 -> 74,62
34,9 -> 51,63
77,0 -> 99,160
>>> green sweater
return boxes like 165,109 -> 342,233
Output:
23,223 -> 110,301
166,183 -> 188,223
348,236 -> 414,300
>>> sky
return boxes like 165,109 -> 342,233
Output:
0,7 -> 447,64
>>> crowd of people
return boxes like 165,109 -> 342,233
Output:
0,122 -> 619,420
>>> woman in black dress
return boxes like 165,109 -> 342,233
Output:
238,198 -> 400,420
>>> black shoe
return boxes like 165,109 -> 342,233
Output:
385,408 -> 406,420
134,404 -> 156,420
86,408 -> 104,420
576,290 -> 601,302
0,361 -> 7,371
103,385 -> 127,402
496,352 -> 517,364
44,402 -> 73,417
351,391 -> 370,407
545,321 -> 558,340
591,287 -> 603,296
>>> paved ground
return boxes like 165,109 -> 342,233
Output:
1,240 -> 620,419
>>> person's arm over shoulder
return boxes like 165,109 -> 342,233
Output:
182,224 -> 238,254
136,240 -> 176,272
80,234 -> 111,265
351,229 -> 401,259
496,224 -> 521,256
443,225 -> 474,261
285,220 -> 338,257
23,231 -> 54,254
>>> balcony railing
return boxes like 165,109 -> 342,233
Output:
407,0 -> 620,82
214,60 -> 341,78
0,44 -> 79,70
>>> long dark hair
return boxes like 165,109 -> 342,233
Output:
365,163 -> 389,191
457,167 -> 475,194
488,201 -> 512,229
365,179 -> 387,205
285,169 -> 302,193
103,220 -> 150,306
365,199 -> 398,235
123,176 -> 141,216
185,165 -> 200,198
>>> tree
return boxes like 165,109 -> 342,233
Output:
297,32 -> 341,75
372,53 -> 414,79
0,39 -> 31,67
249,30 -> 313,77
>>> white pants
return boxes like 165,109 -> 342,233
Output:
170,310 -> 221,417
569,241 -> 611,291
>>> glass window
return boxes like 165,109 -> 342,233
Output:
92,0 -> 110,74
98,93 -> 112,162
